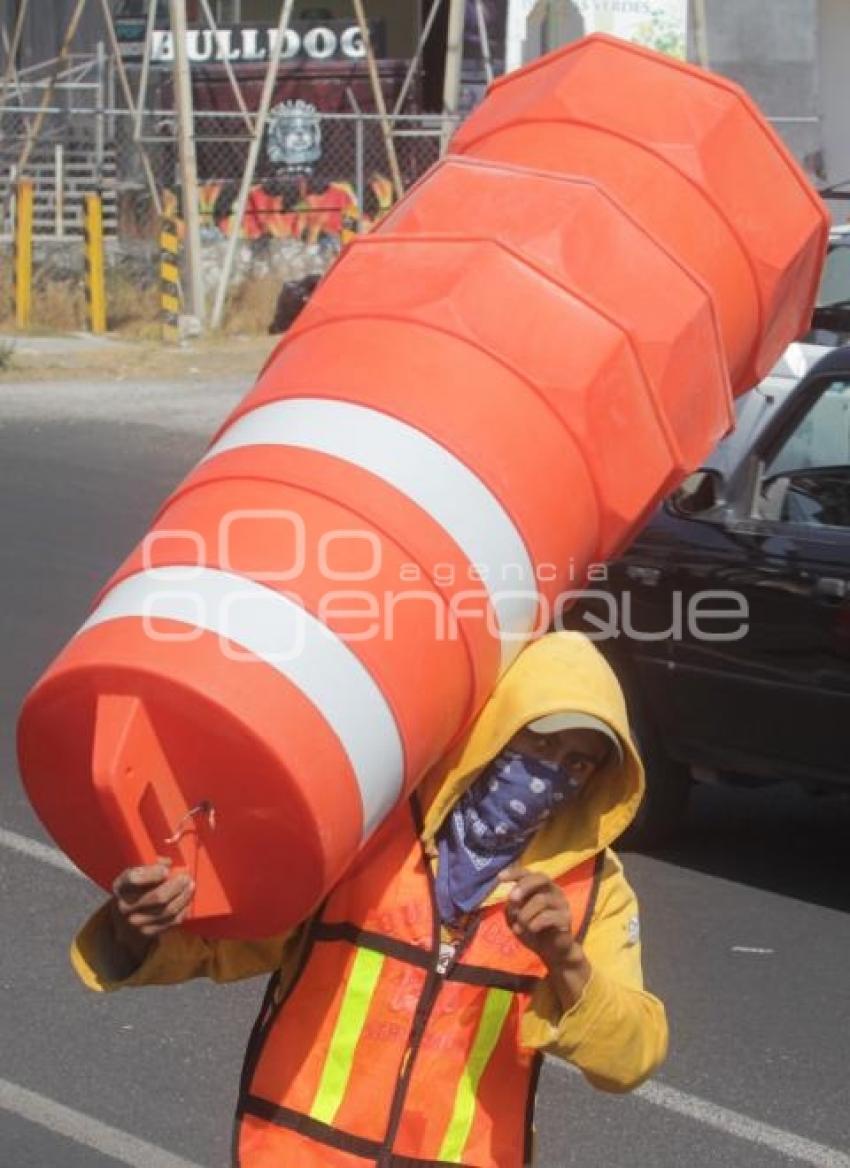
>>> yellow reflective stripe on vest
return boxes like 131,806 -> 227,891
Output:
310,947 -> 385,1126
438,987 -> 514,1162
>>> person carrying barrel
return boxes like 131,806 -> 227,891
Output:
72,630 -> 668,1166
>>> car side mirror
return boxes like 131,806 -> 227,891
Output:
667,468 -> 724,518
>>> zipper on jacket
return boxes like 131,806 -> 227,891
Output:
377,809 -> 479,1167
377,934 -> 479,1167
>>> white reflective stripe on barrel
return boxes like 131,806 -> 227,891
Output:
79,567 -> 404,839
205,398 -> 539,668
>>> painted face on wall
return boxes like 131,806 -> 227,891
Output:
267,100 -> 323,172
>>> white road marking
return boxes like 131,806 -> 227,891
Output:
637,1080 -> 850,1168
0,827 -> 84,878
551,1061 -> 850,1167
0,1078 -> 206,1168
3,829 -> 848,1168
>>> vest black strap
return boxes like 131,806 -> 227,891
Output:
450,962 -> 539,994
312,921 -> 431,968
312,920 -> 540,994
240,1095 -> 380,1160
239,1094 -> 464,1167
234,799 -> 608,1168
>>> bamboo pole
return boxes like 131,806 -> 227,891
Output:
169,0 -> 205,326
97,0 -> 163,215
350,0 -> 404,200
15,0 -> 88,176
0,0 -> 31,110
475,0 -> 495,86
441,0 -> 466,150
133,0 -> 158,142
198,0 -> 255,135
210,0 -> 296,331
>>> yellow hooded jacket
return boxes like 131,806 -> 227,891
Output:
72,631 -> 668,1097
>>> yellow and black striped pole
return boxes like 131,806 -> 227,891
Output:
160,216 -> 181,342
83,192 -> 107,335
13,179 -> 34,330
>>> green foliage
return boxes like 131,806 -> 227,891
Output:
633,8 -> 687,60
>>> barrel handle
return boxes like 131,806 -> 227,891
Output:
92,693 -> 231,919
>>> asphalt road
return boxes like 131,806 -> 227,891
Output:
1,376 -> 848,1167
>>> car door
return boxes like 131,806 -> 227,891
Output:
636,373 -> 850,785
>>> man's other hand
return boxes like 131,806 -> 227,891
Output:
109,859 -> 195,966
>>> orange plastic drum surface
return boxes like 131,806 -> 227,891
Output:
450,34 -> 828,392
17,35 -> 828,937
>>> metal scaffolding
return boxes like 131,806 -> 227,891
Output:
1,0 -> 502,329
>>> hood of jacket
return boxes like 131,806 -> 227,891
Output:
420,632 -> 644,900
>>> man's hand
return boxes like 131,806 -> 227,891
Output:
499,865 -> 592,1011
109,858 -> 195,968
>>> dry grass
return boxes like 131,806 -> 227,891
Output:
0,273 -> 100,334
220,274 -> 281,336
35,278 -> 87,331
0,268 -> 279,339
107,275 -> 161,339
0,241 -> 284,386
0,258 -> 13,332
0,253 -> 87,333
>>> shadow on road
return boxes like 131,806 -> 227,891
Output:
626,781 -> 850,913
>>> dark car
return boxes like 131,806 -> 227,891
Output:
564,344 -> 850,845
805,225 -> 850,346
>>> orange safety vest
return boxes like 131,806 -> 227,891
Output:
235,800 -> 602,1168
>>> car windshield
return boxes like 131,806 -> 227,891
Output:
767,379 -> 850,477
817,242 -> 850,309
806,236 -> 850,344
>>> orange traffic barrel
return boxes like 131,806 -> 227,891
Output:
450,33 -> 829,393
17,36 -> 827,938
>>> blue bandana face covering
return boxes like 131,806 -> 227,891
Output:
434,748 -> 585,926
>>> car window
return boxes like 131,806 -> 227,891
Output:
756,378 -> 850,529
816,244 -> 850,309
806,241 -> 850,344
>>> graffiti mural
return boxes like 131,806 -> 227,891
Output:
163,173 -> 395,246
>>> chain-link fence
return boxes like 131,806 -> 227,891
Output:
133,108 -> 446,240
0,60 -> 457,333
1,107 -> 450,237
